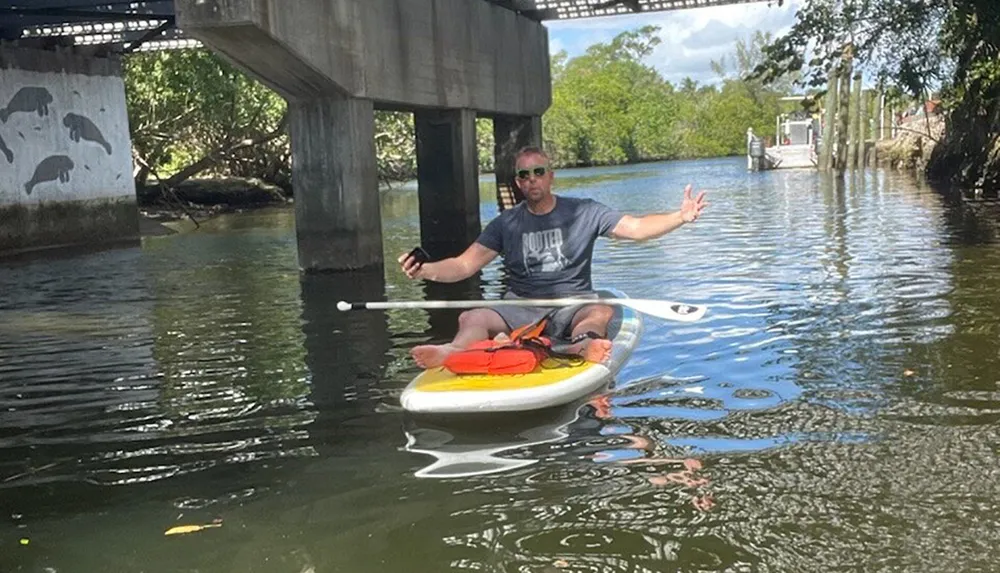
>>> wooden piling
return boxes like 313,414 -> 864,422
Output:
878,90 -> 887,140
884,95 -> 893,140
835,45 -> 853,172
857,88 -> 869,169
819,64 -> 839,171
847,69 -> 862,170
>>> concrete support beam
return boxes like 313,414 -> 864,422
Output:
175,0 -> 551,116
415,108 -> 480,259
493,115 -> 542,211
289,95 -> 381,272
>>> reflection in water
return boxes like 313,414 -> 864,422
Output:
299,270 -> 392,439
4,159 -> 1000,571
403,402 -> 583,479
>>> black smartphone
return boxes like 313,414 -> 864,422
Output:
408,246 -> 431,264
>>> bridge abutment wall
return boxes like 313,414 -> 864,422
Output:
0,46 -> 138,256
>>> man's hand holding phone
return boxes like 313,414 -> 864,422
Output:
399,246 -> 431,279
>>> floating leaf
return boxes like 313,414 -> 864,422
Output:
164,523 -> 222,536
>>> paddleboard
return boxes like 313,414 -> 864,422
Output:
400,288 -> 643,414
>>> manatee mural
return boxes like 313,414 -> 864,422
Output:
1,74 -> 130,201
63,113 -> 112,154
0,51 -> 139,255
0,87 -> 53,123
24,155 -> 74,195
0,132 -> 11,163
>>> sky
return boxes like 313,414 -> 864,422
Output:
544,0 -> 803,87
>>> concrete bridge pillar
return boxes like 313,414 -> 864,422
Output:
289,95 -> 380,271
415,109 -> 480,259
176,0 -> 552,271
493,115 -> 542,211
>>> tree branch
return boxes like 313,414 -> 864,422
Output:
163,112 -> 289,188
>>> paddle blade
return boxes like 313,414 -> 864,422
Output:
621,299 -> 707,322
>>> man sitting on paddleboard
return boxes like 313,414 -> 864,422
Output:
399,146 -> 708,369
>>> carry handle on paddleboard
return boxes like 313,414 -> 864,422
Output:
336,297 -> 707,323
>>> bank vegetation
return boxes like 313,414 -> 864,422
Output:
754,0 -> 1000,191
125,1 -> 1000,206
122,26 -> 794,205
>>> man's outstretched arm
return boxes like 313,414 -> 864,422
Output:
399,242 -> 499,283
610,184 -> 708,241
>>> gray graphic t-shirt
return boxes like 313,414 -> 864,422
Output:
476,196 -> 623,297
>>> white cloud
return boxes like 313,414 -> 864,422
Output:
546,0 -> 803,86
548,36 -> 565,56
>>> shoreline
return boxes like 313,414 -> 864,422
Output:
137,177 -> 292,233
141,146 -> 1000,235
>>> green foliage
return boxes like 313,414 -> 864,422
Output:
373,111 -> 416,186
753,1 -> 1000,187
477,118 -> 496,174
124,51 -> 434,189
544,26 -> 677,165
543,27 -> 793,166
124,49 -> 288,187
750,0 -> 994,100
124,27 -> 802,190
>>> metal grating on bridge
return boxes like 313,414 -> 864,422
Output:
1,1 -> 186,51
21,20 -> 195,51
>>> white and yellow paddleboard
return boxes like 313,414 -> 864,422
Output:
400,289 -> 643,414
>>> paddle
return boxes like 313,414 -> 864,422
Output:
336,297 -> 707,322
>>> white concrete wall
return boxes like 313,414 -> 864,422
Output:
0,48 -> 134,206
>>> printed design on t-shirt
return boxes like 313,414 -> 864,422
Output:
522,228 -> 569,274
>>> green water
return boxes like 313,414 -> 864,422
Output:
2,157 -> 1000,572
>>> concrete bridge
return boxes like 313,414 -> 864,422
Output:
0,0 -> 772,270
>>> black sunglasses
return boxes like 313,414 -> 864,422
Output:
516,166 -> 549,180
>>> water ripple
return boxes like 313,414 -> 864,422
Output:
3,161 -> 1000,572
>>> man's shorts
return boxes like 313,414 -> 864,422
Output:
488,291 -> 601,341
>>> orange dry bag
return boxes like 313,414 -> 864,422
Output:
442,340 -> 546,375
443,318 -> 555,375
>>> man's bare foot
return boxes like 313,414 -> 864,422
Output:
568,338 -> 613,363
411,344 -> 459,369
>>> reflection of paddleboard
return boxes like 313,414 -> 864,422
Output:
403,402 -> 583,479
401,289 -> 643,414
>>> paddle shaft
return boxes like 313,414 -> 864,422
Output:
340,298 -> 617,312
337,297 -> 707,322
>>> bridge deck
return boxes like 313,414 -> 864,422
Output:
1,0 -> 770,50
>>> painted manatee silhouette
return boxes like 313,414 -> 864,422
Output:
0,132 -> 11,163
24,155 -> 74,195
0,87 -> 53,123
63,113 -> 112,155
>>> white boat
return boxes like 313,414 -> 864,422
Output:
747,96 -> 821,171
